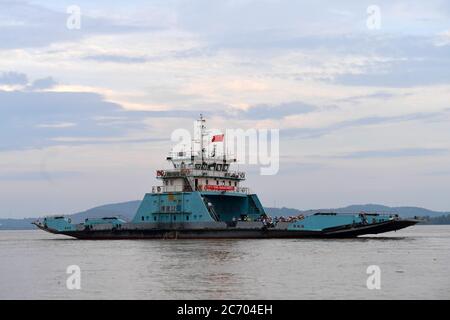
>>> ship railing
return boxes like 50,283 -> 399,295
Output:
152,185 -> 185,193
198,185 -> 250,194
152,185 -> 250,194
156,169 -> 246,180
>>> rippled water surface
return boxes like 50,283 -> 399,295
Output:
0,226 -> 449,299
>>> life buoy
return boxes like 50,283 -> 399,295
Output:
156,170 -> 165,177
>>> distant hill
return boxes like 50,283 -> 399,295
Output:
69,200 -> 141,223
421,214 -> 450,225
264,207 -> 302,217
0,218 -> 36,230
1,202 -> 449,230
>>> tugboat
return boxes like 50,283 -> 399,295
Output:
33,116 -> 418,239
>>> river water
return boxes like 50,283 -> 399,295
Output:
0,225 -> 449,299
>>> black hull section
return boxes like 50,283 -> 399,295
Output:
320,219 -> 419,238
54,219 -> 419,240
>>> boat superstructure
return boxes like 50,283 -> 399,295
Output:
34,116 -> 418,239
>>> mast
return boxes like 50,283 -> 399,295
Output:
199,114 -> 206,162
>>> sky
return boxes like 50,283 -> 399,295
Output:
1,0 -> 450,218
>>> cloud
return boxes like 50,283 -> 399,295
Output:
328,35 -> 450,87
28,77 -> 58,90
329,148 -> 449,159
0,88 -> 150,150
0,72 -> 57,91
0,79 -> 229,151
336,91 -> 409,104
239,101 -> 317,119
83,54 -> 148,64
0,71 -> 28,85
36,122 -> 76,128
284,109 -> 450,139
0,1 -> 163,49
137,101 -> 319,121
333,58 -> 450,87
82,46 -> 217,65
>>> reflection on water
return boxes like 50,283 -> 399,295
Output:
0,226 -> 449,299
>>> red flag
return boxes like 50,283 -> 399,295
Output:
211,134 -> 224,142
